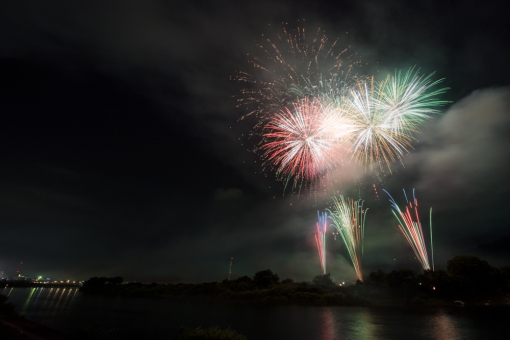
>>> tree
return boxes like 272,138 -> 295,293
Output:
386,269 -> 417,298
235,276 -> 252,283
365,270 -> 388,288
82,277 -> 108,287
418,269 -> 451,297
312,273 -> 334,286
387,269 -> 415,289
447,255 -> 492,278
447,255 -> 498,298
500,265 -> 510,291
253,269 -> 279,288
106,276 -> 124,285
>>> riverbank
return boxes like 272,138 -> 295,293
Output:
0,313 -> 71,340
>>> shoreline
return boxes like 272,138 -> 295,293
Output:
0,313 -> 71,340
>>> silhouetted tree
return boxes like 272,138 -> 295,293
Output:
500,265 -> 510,291
447,255 -> 492,278
106,276 -> 124,285
312,273 -> 334,286
365,270 -> 388,288
82,276 -> 123,290
447,255 -> 498,298
417,269 -> 451,297
253,269 -> 279,288
235,276 -> 252,283
281,278 -> 294,284
82,277 -> 108,287
387,269 -> 415,288
500,265 -> 510,278
387,269 -> 417,298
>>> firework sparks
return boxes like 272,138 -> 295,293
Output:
384,188 -> 433,270
235,23 -> 449,188
372,183 -> 380,200
234,23 -> 359,123
261,97 -> 348,185
328,195 -> 367,281
315,211 -> 328,275
342,69 -> 449,172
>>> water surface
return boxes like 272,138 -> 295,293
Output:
3,287 -> 509,339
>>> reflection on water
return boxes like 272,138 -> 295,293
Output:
353,308 -> 378,340
2,288 -> 509,340
430,310 -> 460,340
321,307 -> 377,340
4,286 -> 80,320
321,307 -> 335,339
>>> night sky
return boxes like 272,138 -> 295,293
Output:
1,0 -> 509,283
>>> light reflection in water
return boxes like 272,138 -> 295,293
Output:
53,288 -> 67,312
69,287 -> 78,304
321,307 -> 378,340
40,288 -> 55,310
47,288 -> 61,310
352,308 -> 378,340
321,307 -> 336,340
20,287 -> 37,314
56,289 -> 72,317
8,287 -> 81,318
62,288 -> 73,306
430,310 -> 460,340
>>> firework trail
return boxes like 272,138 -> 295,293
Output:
315,211 -> 328,274
261,97 -> 350,186
372,183 -> 380,200
383,188 -> 432,270
328,196 -> 367,281
342,68 -> 449,172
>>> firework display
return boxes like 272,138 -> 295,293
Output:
328,196 -> 367,281
384,189 -> 432,271
315,211 -> 328,274
236,24 -> 448,185
233,23 -> 448,281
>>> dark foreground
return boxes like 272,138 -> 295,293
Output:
0,314 -> 71,340
3,287 -> 510,340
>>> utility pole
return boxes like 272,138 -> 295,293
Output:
228,257 -> 233,281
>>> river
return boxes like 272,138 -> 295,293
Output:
2,287 -> 509,339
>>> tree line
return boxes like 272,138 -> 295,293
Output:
79,255 -> 510,306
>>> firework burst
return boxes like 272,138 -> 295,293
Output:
234,23 -> 449,189
261,97 -> 348,185
384,188 -> 433,271
328,196 -> 367,281
342,68 -> 449,172
234,23 -> 360,123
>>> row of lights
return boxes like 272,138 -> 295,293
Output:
33,276 -> 80,284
